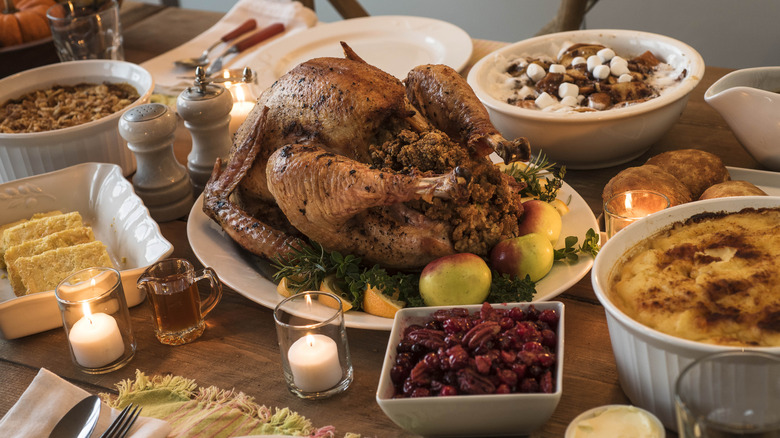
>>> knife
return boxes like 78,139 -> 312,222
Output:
206,22 -> 286,76
48,395 -> 101,438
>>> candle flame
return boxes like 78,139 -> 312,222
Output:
305,333 -> 316,347
82,302 -> 93,323
305,293 -> 313,307
233,83 -> 246,103
223,69 -> 233,87
624,192 -> 633,210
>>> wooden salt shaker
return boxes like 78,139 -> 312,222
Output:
119,103 -> 193,222
177,67 -> 233,195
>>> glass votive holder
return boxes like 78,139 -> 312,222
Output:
273,291 -> 353,399
675,351 -> 780,437
55,267 -> 136,374
604,190 -> 670,239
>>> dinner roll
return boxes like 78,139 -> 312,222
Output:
645,149 -> 729,198
602,164 -> 693,207
699,180 -> 768,200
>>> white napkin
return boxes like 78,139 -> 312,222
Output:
0,368 -> 170,438
142,0 -> 318,93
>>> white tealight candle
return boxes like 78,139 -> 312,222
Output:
229,101 -> 255,137
287,334 -> 342,392
69,305 -> 125,368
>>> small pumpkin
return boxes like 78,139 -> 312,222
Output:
0,0 -> 57,48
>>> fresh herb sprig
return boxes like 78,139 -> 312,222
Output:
488,271 -> 536,303
270,242 -> 420,311
503,152 -> 566,202
553,228 -> 601,262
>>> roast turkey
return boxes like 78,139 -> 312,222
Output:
203,43 -> 532,269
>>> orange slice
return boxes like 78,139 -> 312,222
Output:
362,285 -> 405,319
318,275 -> 353,312
276,277 -> 297,298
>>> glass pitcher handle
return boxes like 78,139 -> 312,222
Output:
194,267 -> 222,317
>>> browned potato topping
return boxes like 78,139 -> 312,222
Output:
0,82 -> 139,134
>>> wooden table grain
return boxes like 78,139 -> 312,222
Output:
0,3 -> 759,437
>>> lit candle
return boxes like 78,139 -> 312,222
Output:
69,303 -> 125,368
604,190 -> 670,239
287,333 -> 343,392
226,76 -> 256,137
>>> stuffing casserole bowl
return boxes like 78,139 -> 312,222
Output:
591,196 -> 780,430
467,29 -> 704,169
376,302 -> 564,437
0,60 -> 153,183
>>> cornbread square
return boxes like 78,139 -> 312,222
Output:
0,211 -> 63,268
5,227 -> 96,295
13,241 -> 114,296
0,212 -> 83,264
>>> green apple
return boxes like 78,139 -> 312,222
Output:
419,253 -> 492,306
490,233 -> 554,282
518,199 -> 563,244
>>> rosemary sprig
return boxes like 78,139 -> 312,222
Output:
503,152 -> 566,202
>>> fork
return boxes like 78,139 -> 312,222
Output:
100,404 -> 142,438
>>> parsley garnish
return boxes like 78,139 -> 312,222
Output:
553,228 -> 601,262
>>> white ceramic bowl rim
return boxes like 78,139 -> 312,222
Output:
592,196 -> 780,353
469,29 -> 705,123
0,59 -> 153,139
704,66 -> 780,99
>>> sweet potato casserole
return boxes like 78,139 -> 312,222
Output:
0,82 -> 139,133
608,207 -> 780,347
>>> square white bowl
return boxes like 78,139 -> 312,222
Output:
376,301 -> 564,437
0,163 -> 173,339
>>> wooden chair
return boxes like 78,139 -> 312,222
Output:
536,0 -> 600,35
298,0 -> 368,19
300,0 -> 598,34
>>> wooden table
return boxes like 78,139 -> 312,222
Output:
0,3 -> 760,437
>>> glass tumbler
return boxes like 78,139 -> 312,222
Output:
675,351 -> 780,437
47,0 -> 124,61
274,291 -> 353,399
55,267 -> 135,374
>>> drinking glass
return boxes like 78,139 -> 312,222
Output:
137,258 -> 222,345
47,0 -> 124,61
675,351 -> 780,437
274,291 -> 353,399
55,267 -> 135,374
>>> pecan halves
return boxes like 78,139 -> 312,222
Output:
406,328 -> 447,350
462,320 -> 501,349
456,368 -> 496,395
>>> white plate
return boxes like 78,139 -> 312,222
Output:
0,163 -> 173,339
187,181 -> 598,331
246,15 -> 473,89
727,166 -> 780,195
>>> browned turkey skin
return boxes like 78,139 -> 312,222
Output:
203,43 -> 531,270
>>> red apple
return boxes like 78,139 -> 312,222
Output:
419,253 -> 492,306
518,199 -> 563,244
490,233 -> 554,282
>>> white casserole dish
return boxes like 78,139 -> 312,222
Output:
591,196 -> 780,430
0,163 -> 173,339
0,60 -> 154,183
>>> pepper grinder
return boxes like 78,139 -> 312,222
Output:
119,103 -> 194,222
177,66 -> 234,195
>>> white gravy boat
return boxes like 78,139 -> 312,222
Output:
704,66 -> 780,171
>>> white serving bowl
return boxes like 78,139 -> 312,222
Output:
591,196 -> 780,430
0,60 -> 154,183
467,29 -> 705,169
705,66 -> 780,171
376,301 -> 564,437
0,163 -> 173,339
